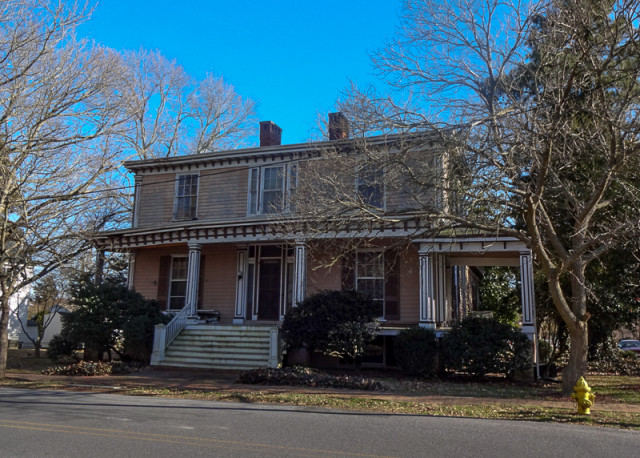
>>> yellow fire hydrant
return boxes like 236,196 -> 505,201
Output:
571,377 -> 595,415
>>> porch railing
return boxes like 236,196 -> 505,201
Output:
150,305 -> 189,365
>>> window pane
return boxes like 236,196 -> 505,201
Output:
357,252 -> 384,277
262,189 -> 283,213
357,278 -> 384,301
172,258 -> 188,279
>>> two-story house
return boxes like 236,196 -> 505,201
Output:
95,113 -> 537,370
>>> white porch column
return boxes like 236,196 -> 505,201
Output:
434,254 -> 447,323
234,248 -> 248,324
419,252 -> 437,329
519,250 -> 536,335
293,241 -> 307,305
185,242 -> 202,316
127,252 -> 136,290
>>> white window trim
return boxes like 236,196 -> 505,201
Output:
173,172 -> 199,220
168,255 -> 189,311
247,163 -> 297,215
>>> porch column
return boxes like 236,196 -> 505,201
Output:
127,252 -> 136,290
519,250 -> 536,336
419,252 -> 436,329
293,241 -> 307,305
434,254 -> 447,323
185,242 -> 202,316
234,247 -> 248,324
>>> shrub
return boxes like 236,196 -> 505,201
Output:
238,366 -> 387,390
589,350 -> 640,375
281,290 -> 379,365
441,316 -> 532,378
394,327 -> 438,376
63,275 -> 169,362
47,334 -> 79,362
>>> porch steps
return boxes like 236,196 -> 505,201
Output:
159,325 -> 276,371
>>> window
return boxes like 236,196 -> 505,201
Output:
168,257 -> 188,310
356,251 -> 385,317
248,164 -> 297,215
356,163 -> 384,208
174,174 -> 198,219
343,249 -> 399,320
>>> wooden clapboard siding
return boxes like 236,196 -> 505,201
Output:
398,244 -> 420,324
197,168 -> 248,221
307,246 -> 342,295
133,246 -> 188,301
137,173 -> 176,227
136,168 -> 249,228
306,242 -> 420,325
200,244 -> 237,323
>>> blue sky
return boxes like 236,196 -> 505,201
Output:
78,0 -> 403,146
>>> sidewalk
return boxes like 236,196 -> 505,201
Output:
5,368 -> 639,414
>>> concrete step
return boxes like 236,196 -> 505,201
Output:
154,324 -> 278,370
173,335 -> 271,345
168,343 -> 270,354
159,360 -> 269,371
165,351 -> 268,362
164,354 -> 269,366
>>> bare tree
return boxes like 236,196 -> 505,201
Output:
298,0 -> 640,393
17,275 -> 65,358
0,0 -> 127,377
120,49 -> 255,159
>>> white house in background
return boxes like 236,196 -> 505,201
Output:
20,305 -> 69,349
7,283 -> 30,348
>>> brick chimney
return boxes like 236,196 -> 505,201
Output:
328,112 -> 349,140
259,121 -> 282,147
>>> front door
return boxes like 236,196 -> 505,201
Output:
257,259 -> 281,320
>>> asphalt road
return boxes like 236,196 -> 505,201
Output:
0,387 -> 639,457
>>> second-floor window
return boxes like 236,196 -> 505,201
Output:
356,163 -> 384,209
248,164 -> 297,215
174,174 -> 198,219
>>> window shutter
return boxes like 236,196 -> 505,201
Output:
341,252 -> 356,291
384,250 -> 400,320
157,256 -> 171,310
198,255 -> 205,309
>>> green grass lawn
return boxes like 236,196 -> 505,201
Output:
3,350 -> 640,429
5,349 -> 55,373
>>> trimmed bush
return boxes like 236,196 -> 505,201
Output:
394,327 -> 438,376
441,316 -> 532,378
63,276 -> 169,362
281,290 -> 379,365
47,334 -> 80,362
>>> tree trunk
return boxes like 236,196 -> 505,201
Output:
561,320 -> 589,395
0,296 -> 10,379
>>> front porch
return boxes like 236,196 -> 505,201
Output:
132,236 -> 538,371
